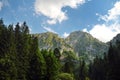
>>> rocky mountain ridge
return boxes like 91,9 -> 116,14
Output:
33,31 -> 113,61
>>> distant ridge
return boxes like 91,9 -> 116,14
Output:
34,31 -> 109,61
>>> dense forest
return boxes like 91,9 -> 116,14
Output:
0,19 -> 120,80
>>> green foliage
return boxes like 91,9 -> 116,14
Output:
0,19 -> 63,80
1,19 -> 120,80
28,37 -> 46,80
106,42 -> 120,80
88,56 -> 106,80
54,48 -> 61,59
0,58 -> 17,80
62,51 -> 78,74
78,60 -> 88,80
0,19 -> 48,80
88,41 -> 120,80
56,73 -> 74,80
43,50 -> 61,80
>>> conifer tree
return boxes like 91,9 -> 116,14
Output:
107,42 -> 120,80
28,37 -> 46,80
78,60 -> 86,80
42,50 -> 61,80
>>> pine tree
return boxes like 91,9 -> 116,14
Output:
28,37 -> 46,80
62,51 -> 77,74
107,42 -> 120,80
0,20 -> 17,80
78,60 -> 86,80
14,22 -> 30,80
42,50 -> 61,80
88,56 -> 106,80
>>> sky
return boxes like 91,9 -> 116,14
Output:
0,0 -> 120,42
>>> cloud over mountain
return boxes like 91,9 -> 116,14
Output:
86,1 -> 120,42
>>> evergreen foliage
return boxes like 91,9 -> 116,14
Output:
0,19 -> 120,80
0,19 -> 61,80
88,42 -> 120,80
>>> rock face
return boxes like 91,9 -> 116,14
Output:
110,34 -> 120,46
34,31 -> 109,61
66,31 -> 108,61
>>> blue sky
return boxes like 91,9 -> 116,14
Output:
0,0 -> 120,42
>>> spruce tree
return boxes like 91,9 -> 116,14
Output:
78,60 -> 86,80
28,37 -> 46,80
42,50 -> 61,80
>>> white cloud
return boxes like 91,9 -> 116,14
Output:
63,32 -> 69,38
47,19 -> 56,25
0,0 -> 10,11
34,0 -> 85,24
89,23 -> 120,42
82,28 -> 88,33
100,1 -> 120,22
0,1 -> 3,11
87,1 -> 120,42
43,26 -> 57,33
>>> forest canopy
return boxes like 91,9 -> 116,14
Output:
0,19 -> 120,80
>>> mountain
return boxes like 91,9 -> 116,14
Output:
33,32 -> 73,52
34,31 -> 109,61
110,34 -> 120,46
66,31 -> 108,61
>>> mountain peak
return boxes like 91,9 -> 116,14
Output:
66,30 -> 108,61
34,30 -> 109,61
114,34 -> 120,40
110,33 -> 120,45
68,31 -> 90,37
